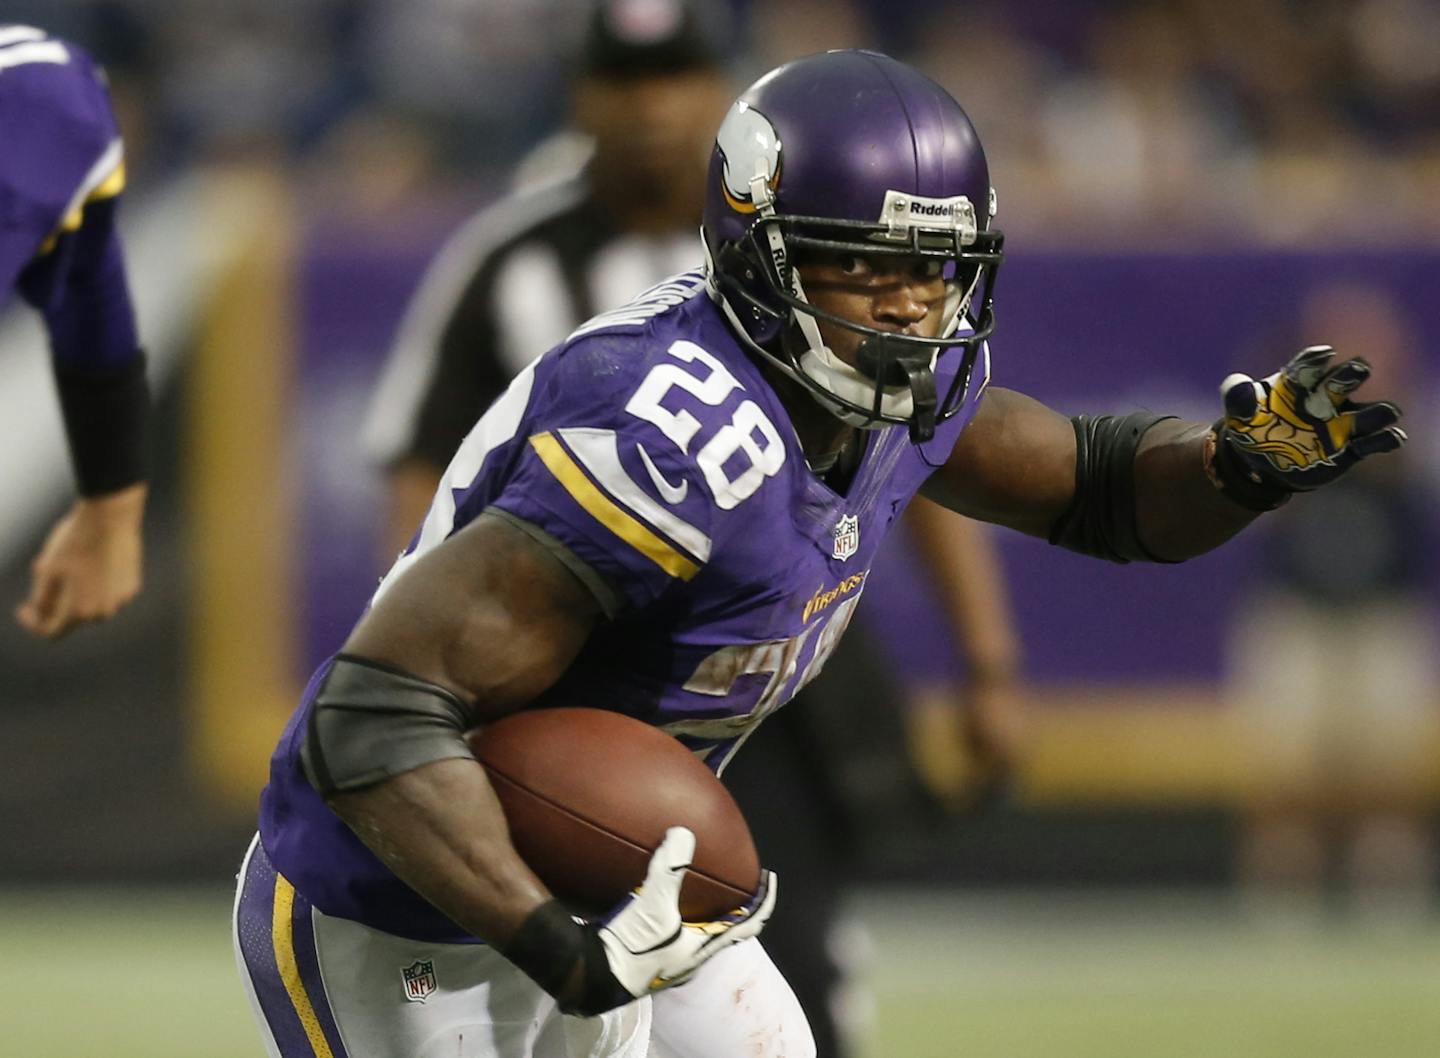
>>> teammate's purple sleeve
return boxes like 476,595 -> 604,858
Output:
16,196 -> 139,371
1,26 -> 139,371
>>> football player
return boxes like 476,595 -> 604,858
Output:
361,3 -> 1021,1052
234,50 -> 1406,1058
1,25 -> 148,638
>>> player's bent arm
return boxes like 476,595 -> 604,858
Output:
311,513 -> 773,1014
321,512 -> 600,942
924,387 -> 1259,562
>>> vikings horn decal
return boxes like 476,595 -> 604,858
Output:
716,101 -> 782,214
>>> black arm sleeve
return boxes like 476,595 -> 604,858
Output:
1048,412 -> 1177,564
54,351 -> 150,496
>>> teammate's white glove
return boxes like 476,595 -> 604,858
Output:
504,826 -> 777,1017
591,827 -> 776,1002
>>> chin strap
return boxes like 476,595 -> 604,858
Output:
900,351 -> 939,443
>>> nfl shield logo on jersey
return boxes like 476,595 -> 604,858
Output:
832,514 -> 859,561
401,959 -> 437,1003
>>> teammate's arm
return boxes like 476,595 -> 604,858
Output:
15,180 -> 149,637
922,387 -> 1256,561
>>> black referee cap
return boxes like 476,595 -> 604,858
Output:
580,0 -> 732,76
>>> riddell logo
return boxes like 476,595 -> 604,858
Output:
878,190 -> 976,239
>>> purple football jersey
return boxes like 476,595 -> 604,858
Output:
1,24 -> 137,369
260,270 -> 988,940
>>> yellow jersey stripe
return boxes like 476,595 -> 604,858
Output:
35,160 -> 128,257
90,159 -> 127,201
272,874 -> 337,1058
529,431 -> 700,580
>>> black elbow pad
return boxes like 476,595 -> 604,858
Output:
300,654 -> 475,797
1048,412 -> 1176,564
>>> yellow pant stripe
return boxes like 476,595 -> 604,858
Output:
529,431 -> 700,580
272,874 -> 336,1058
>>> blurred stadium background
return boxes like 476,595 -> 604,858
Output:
2,1 -> 1438,1055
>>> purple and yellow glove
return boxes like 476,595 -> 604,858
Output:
1209,345 -> 1407,510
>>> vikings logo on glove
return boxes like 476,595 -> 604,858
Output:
1214,344 -> 1406,502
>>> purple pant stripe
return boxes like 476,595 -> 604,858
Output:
235,840 -> 325,1058
287,882 -> 350,1058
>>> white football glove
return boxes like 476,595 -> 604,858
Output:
504,826 -> 776,1017
593,826 -> 776,1000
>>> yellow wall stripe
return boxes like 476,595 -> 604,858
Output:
529,431 -> 700,580
272,875 -> 336,1058
188,168 -> 301,811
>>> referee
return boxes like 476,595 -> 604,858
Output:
362,0 -> 732,555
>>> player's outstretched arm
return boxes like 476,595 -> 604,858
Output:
924,386 -> 1272,561
1131,346 -> 1404,556
316,512 -> 768,1013
921,387 -> 1079,538
925,349 -> 1405,563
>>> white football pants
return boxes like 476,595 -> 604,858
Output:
233,835 -> 815,1058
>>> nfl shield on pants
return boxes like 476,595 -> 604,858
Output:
231,834 -> 654,1058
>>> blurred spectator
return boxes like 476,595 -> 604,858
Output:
361,0 -> 734,544
16,0 -> 1440,243
1228,281 -> 1440,916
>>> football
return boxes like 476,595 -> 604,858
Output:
466,707 -> 760,920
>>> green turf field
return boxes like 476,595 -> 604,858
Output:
2,888 -> 1436,1058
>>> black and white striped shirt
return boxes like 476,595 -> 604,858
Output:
363,175 -> 700,469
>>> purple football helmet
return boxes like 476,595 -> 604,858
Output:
702,50 -> 1003,442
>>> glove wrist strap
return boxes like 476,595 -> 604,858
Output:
1207,423 -> 1293,512
504,900 -> 586,999
503,900 -> 630,1016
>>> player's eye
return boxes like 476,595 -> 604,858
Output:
912,259 -> 944,280
837,254 -> 869,277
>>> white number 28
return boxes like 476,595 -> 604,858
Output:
625,340 -> 785,510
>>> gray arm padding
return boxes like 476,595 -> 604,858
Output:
300,654 -> 475,796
